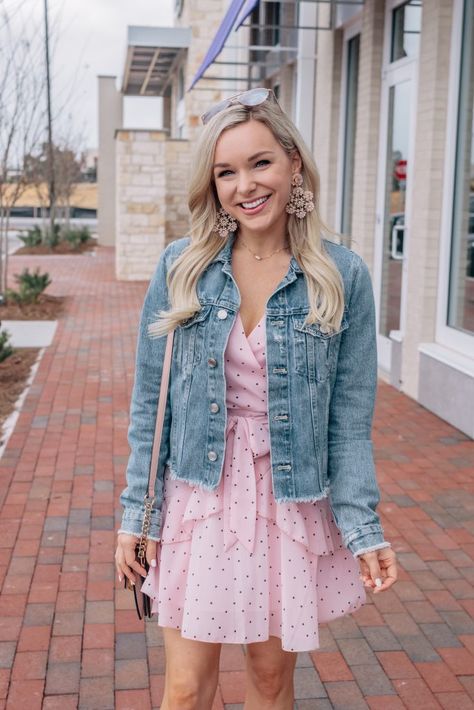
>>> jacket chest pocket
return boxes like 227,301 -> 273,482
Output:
292,316 -> 348,383
177,305 -> 212,374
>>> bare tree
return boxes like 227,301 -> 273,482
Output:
0,9 -> 46,296
24,132 -> 84,230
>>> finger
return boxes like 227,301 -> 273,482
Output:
376,573 -> 397,592
115,548 -> 127,583
357,557 -> 373,586
362,552 -> 383,590
146,540 -> 158,568
375,558 -> 398,593
122,550 -> 143,581
127,556 -> 147,579
117,550 -> 137,586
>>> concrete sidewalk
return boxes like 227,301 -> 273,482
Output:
0,247 -> 473,709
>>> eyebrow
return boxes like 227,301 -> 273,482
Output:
213,150 -> 275,169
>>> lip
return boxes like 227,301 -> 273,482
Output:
238,194 -> 271,215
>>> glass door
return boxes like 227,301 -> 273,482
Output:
379,76 -> 412,339
374,0 -> 422,374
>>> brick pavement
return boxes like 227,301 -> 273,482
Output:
0,246 -> 473,709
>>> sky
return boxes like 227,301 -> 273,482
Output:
3,0 -> 174,151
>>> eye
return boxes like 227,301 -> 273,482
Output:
255,159 -> 270,168
217,169 -> 233,178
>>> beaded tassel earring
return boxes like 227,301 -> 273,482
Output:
213,207 -> 238,238
285,173 -> 315,219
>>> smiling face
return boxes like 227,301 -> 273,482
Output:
212,119 -> 302,243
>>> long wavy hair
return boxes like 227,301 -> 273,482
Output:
149,99 -> 345,337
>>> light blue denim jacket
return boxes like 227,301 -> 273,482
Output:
118,232 -> 391,557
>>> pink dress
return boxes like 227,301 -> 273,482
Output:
141,310 -> 365,652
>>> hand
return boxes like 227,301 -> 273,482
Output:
115,533 -> 158,587
358,547 -> 397,593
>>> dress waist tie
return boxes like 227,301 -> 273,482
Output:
222,411 -> 270,555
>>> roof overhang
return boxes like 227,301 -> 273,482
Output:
122,26 -> 191,97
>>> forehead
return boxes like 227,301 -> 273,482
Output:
214,120 -> 281,160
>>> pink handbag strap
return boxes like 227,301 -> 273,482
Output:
147,329 -> 174,499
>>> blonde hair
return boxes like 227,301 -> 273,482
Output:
149,100 -> 345,337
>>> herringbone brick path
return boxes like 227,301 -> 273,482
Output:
0,247 -> 473,709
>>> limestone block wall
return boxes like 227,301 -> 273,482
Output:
115,130 -> 167,281
176,0 -> 239,139
165,139 -> 192,245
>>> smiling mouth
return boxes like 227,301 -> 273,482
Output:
239,195 -> 271,210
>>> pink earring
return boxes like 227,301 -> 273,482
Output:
286,173 -> 314,219
213,207 -> 238,238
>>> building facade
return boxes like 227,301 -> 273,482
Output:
293,0 -> 473,438
98,0 -> 473,437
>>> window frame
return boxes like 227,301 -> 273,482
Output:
335,18 -> 361,243
436,0 -> 474,354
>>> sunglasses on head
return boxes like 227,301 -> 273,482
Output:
200,87 -> 279,125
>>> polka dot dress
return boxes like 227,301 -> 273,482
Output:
141,310 -> 365,652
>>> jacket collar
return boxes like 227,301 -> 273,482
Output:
212,231 -> 303,274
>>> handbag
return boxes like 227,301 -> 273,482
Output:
124,328 -> 175,620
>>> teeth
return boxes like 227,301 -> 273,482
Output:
241,195 -> 268,209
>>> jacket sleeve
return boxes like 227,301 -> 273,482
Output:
118,244 -> 173,540
327,254 -> 391,557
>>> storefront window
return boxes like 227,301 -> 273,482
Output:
448,0 -> 474,334
391,0 -> 422,62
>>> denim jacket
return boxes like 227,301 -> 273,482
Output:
118,232 -> 391,557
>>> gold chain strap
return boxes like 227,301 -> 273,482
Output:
137,493 -> 155,567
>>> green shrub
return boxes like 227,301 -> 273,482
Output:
6,267 -> 52,304
43,223 -> 61,248
19,226 -> 43,248
62,225 -> 92,250
0,328 -> 13,363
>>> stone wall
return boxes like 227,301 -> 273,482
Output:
115,130 -> 192,280
115,130 -> 167,281
176,0 -> 250,140
165,139 -> 192,245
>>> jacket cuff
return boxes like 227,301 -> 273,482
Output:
119,507 -> 162,540
353,540 -> 392,558
343,524 -> 388,557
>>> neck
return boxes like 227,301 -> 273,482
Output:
236,227 -> 288,255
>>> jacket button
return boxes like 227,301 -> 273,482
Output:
207,450 -> 217,461
207,357 -> 217,367
217,309 -> 228,319
210,402 -> 219,413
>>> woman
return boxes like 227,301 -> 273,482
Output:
115,88 -> 397,710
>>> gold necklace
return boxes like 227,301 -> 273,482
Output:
237,236 -> 291,261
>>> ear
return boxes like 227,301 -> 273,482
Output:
290,150 -> 302,174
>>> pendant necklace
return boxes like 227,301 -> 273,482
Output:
237,236 -> 291,261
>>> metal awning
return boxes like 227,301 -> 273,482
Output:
188,0 -> 365,91
187,0 -> 256,92
122,26 -> 191,96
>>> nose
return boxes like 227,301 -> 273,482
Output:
236,170 -> 256,197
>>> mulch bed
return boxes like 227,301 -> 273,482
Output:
0,294 -> 67,321
13,238 -> 97,255
0,348 -> 40,432
0,291 -> 66,439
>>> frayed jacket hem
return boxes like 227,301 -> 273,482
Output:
274,484 -> 330,504
117,528 -> 161,543
168,465 -> 331,504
